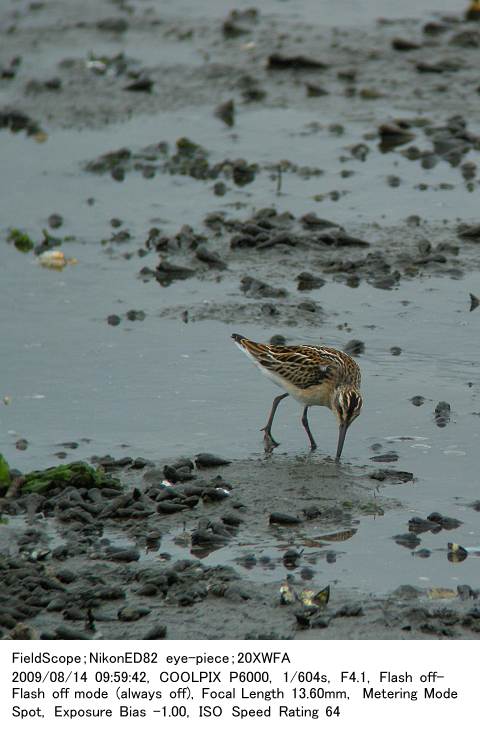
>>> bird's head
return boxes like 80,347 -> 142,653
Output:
331,385 -> 363,461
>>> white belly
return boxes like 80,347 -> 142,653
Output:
259,364 -> 331,408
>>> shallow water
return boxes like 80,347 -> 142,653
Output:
2,262 -> 480,595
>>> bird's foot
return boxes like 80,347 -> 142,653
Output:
261,427 -> 279,452
309,441 -> 317,451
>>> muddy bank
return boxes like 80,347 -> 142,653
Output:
1,455 -> 478,640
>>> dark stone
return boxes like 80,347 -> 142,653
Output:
423,22 -> 448,36
195,246 -> 227,269
143,624 -> 167,640
297,300 -> 318,313
343,339 -> 364,356
48,213 -> 63,229
300,213 -> 340,230
105,548 -> 140,562
370,469 -> 414,483
111,167 -> 125,182
335,603 -> 364,617
157,501 -> 190,514
201,487 -> 229,502
163,464 -> 194,483
267,53 -> 329,71
450,30 -> 480,47
126,310 -> 146,321
231,159 -> 257,186
55,569 -> 76,584
213,181 -> 227,196
269,512 -> 302,525
410,395 -> 425,406
350,143 -> 370,161
413,548 -> 431,558
124,77 -> 153,92
426,512 -> 462,530
454,221 -> 480,240
416,60 -> 462,74
457,585 -> 475,600
118,606 -> 150,622
156,261 -> 196,285
283,549 -> 302,567
195,453 -> 231,468
378,122 -> 415,151
393,533 -> 421,548
97,18 -> 129,33
392,37 -> 421,51
306,83 -> 329,97
303,506 -> 322,520
240,276 -> 287,298
215,99 -> 235,127
191,529 -> 229,546
392,584 -> 422,599
0,108 -> 42,136
0,614 -> 16,629
316,231 -> 369,247
221,514 -> 242,529
310,615 -> 331,629
408,517 -> 441,534
434,401 -> 451,427
54,625 -> 92,640
370,451 -> 399,463
296,272 -> 326,290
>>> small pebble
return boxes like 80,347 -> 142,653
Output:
48,213 -> 63,229
344,339 -> 365,356
410,395 -> 425,406
370,451 -> 399,463
143,624 -> 167,640
434,401 -> 451,427
269,512 -> 302,525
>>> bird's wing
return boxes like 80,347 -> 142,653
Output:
242,341 -> 337,389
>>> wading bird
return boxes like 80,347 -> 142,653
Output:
232,333 -> 363,461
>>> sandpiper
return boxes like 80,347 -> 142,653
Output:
232,333 -> 363,461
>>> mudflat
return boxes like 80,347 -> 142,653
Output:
0,0 -> 479,640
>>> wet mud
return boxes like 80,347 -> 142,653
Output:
1,0 -> 480,639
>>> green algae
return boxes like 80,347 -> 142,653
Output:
21,461 -> 121,494
7,228 -> 34,253
0,454 -> 11,490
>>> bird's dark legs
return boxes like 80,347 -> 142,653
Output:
261,393 -> 288,452
301,405 -> 317,450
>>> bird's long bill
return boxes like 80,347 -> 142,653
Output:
335,423 -> 349,462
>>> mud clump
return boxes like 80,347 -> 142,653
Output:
370,469 -> 414,484
267,53 -> 329,71
85,137 -> 258,186
434,401 -> 451,427
0,108 -> 43,136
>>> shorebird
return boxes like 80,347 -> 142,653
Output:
232,333 -> 362,461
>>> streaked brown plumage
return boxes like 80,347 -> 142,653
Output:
232,333 -> 363,461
